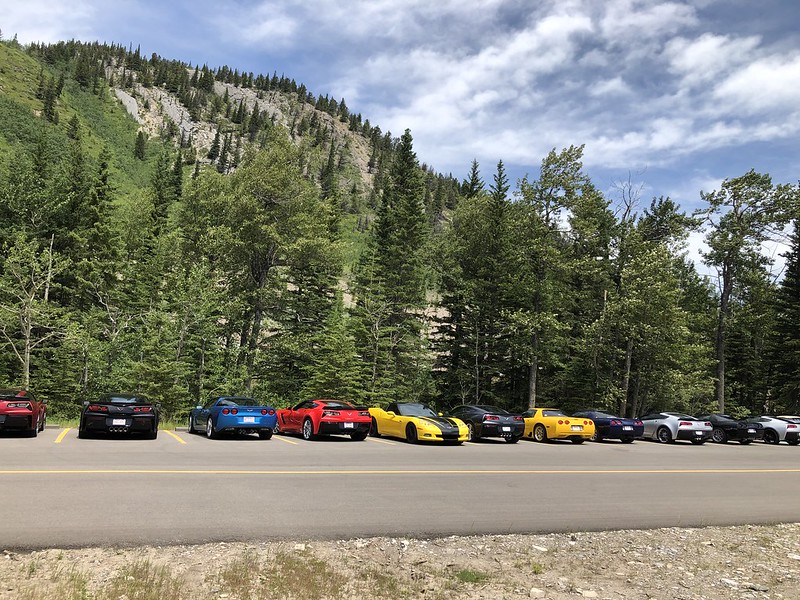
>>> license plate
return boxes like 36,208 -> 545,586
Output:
571,425 -> 583,431
243,417 -> 255,423
502,426 -> 511,432
695,431 -> 703,436
623,426 -> 633,431
747,429 -> 756,434
112,419 -> 126,426
343,422 -> 354,429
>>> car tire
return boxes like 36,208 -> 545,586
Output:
351,431 -> 368,441
259,429 -> 273,440
406,423 -> 418,444
656,426 -> 673,444
533,424 -> 547,443
467,422 -> 478,442
370,417 -> 381,437
740,439 -> 752,445
206,417 -> 219,440
38,413 -> 46,432
787,439 -> 800,446
590,430 -> 601,442
147,428 -> 158,440
621,437 -> 635,444
711,428 -> 727,443
302,418 -> 315,441
188,415 -> 197,434
28,424 -> 38,438
78,423 -> 89,439
763,429 -> 780,445
691,439 -> 705,445
505,435 -> 520,444
571,437 -> 585,444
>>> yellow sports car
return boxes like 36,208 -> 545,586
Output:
369,402 -> 468,444
521,408 -> 595,444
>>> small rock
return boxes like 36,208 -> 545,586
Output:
294,543 -> 306,552
529,588 -> 546,598
747,583 -> 769,592
720,578 -> 738,587
789,554 -> 800,561
582,592 -> 599,598
531,545 -> 548,552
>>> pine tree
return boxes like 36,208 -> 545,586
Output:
463,159 -> 485,198
771,221 -> 800,411
134,131 -> 146,160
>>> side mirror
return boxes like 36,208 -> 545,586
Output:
386,411 -> 396,417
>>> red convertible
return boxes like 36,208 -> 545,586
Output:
0,389 -> 46,437
276,399 -> 371,441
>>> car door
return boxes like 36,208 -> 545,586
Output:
197,399 -> 216,427
640,414 -> 664,438
383,403 -> 404,438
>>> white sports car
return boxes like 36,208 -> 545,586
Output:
753,416 -> 800,445
640,412 -> 712,444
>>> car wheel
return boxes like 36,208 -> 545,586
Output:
656,426 -> 673,444
590,430 -> 601,442
691,439 -> 705,445
370,417 -> 381,437
711,428 -> 727,443
28,424 -> 38,438
188,415 -> 197,434
78,422 -> 89,439
467,422 -> 478,442
259,429 -> 273,440
787,439 -> 800,446
763,429 -> 780,444
621,437 -> 635,444
38,413 -> 46,432
505,435 -> 520,444
302,418 -> 315,441
351,431 -> 368,441
571,437 -> 585,444
147,428 -> 158,440
533,424 -> 547,443
740,439 -> 752,445
406,423 -> 418,444
206,418 -> 219,440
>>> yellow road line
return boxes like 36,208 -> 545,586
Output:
1,468 -> 799,475
54,428 -> 71,444
366,437 -> 397,446
273,435 -> 299,445
163,430 -> 187,445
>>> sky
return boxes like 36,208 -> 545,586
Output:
2,0 -> 799,272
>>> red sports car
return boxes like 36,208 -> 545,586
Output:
276,399 -> 371,441
0,389 -> 46,437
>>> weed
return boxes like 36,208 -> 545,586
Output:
96,560 -> 185,600
454,568 -> 489,584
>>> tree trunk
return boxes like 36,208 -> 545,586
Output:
527,332 -> 539,410
715,262 -> 733,412
619,338 -> 633,416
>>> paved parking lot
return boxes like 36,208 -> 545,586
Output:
2,427 -> 799,548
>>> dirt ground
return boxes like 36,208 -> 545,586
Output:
2,523 -> 799,599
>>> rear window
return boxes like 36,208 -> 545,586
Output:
543,410 -> 566,417
320,401 -> 355,409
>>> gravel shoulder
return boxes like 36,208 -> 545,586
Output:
2,523 -> 799,599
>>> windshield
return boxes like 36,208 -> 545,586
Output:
590,412 -> 618,419
475,405 -> 510,415
397,404 -> 438,418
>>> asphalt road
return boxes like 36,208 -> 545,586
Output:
2,427 -> 800,549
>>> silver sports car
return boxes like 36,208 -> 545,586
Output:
753,416 -> 800,445
640,412 -> 713,444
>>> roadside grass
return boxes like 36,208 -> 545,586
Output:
453,568 -> 490,584
18,565 -> 90,600
95,560 -> 185,600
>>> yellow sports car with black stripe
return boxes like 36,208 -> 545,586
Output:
369,402 -> 468,444
521,408 -> 595,444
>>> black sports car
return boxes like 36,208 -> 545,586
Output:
78,393 -> 160,439
696,413 -> 762,444
445,404 -> 525,443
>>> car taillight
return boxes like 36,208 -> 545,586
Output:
513,416 -> 523,421
322,410 -> 340,417
133,406 -> 152,413
484,415 -> 499,421
268,409 -> 275,415
788,424 -> 798,429
222,408 -> 230,415
705,422 -> 712,427
231,408 -> 238,415
635,420 -> 642,425
359,411 -> 370,417
679,421 -> 692,426
88,405 -> 108,412
610,420 -> 621,426
558,420 -> 563,424
7,402 -> 32,410
564,420 -> 570,425
584,420 -> 589,425
261,409 -> 268,415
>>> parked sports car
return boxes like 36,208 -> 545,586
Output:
79,393 -> 159,439
189,396 -> 277,439
572,410 -> 643,443
0,389 -> 46,437
695,413 -> 762,444
276,399 -> 371,441
640,412 -> 712,444
369,402 -> 467,443
445,404 -> 524,443
752,416 -> 800,445
520,408 -> 595,444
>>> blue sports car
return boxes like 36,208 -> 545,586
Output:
189,396 -> 277,440
572,410 -> 643,443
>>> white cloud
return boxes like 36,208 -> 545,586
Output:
1,1 -> 98,43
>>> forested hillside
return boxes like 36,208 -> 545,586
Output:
0,38 -> 797,420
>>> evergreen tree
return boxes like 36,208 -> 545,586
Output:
134,131 -> 146,160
